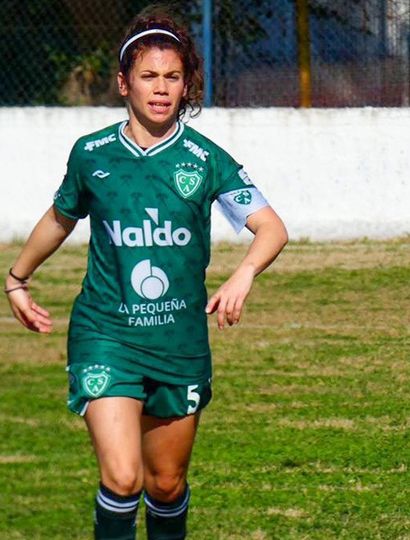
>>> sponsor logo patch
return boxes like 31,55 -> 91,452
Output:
103,208 -> 191,248
238,168 -> 253,185
92,170 -> 110,179
84,134 -> 116,152
131,259 -> 169,300
183,139 -> 209,162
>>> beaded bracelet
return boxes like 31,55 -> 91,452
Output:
9,268 -> 30,283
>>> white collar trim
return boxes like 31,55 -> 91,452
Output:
118,121 -> 184,158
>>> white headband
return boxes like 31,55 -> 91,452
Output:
119,29 -> 181,62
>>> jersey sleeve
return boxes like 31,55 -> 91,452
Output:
53,141 -> 89,220
212,150 -> 270,234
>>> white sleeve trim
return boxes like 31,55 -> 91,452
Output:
215,187 -> 270,233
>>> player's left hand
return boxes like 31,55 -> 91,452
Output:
205,264 -> 255,330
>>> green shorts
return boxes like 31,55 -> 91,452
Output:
66,362 -> 212,418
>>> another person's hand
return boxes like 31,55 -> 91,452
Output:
5,278 -> 52,333
205,264 -> 255,330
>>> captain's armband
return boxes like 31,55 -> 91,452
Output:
215,187 -> 270,233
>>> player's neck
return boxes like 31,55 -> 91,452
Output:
125,116 -> 177,149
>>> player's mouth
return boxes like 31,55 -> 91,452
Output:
148,101 -> 172,114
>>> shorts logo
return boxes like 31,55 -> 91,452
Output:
174,163 -> 203,198
68,372 -> 77,389
81,365 -> 112,397
234,189 -> 252,205
131,259 -> 169,300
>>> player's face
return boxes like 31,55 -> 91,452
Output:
118,47 -> 187,130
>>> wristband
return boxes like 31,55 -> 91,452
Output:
9,268 -> 30,283
4,284 -> 28,294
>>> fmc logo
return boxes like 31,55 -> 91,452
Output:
103,208 -> 191,248
84,133 -> 116,152
183,138 -> 209,162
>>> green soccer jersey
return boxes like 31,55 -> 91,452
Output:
54,120 -> 269,384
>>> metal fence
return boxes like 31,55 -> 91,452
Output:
0,0 -> 409,108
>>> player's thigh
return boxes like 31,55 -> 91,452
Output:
141,379 -> 209,477
142,412 -> 200,481
85,397 -> 144,491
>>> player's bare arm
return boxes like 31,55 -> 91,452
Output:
5,206 -> 76,333
206,206 -> 288,329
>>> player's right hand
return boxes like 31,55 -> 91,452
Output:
5,286 -> 53,333
205,263 -> 255,330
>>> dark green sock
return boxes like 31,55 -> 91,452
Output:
94,483 -> 141,540
144,485 -> 190,540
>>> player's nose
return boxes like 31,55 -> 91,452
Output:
154,76 -> 168,94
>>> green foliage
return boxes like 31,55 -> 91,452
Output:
0,0 -> 78,105
215,0 -> 268,47
0,0 -> 201,106
308,0 -> 375,35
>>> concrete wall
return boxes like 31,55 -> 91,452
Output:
1,107 -> 409,243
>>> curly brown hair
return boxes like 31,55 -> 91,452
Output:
119,4 -> 203,119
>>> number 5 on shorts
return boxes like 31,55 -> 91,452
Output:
187,385 -> 200,414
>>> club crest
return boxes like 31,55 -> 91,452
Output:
234,189 -> 252,205
173,163 -> 204,198
81,365 -> 112,398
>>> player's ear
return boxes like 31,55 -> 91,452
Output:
183,82 -> 188,98
117,72 -> 129,97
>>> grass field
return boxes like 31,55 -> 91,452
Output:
0,238 -> 409,540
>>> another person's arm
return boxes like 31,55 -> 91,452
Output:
5,206 -> 77,333
206,206 -> 288,329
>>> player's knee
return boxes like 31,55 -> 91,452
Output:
103,467 -> 143,496
146,472 -> 185,502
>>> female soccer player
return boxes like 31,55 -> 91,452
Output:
5,6 -> 287,540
